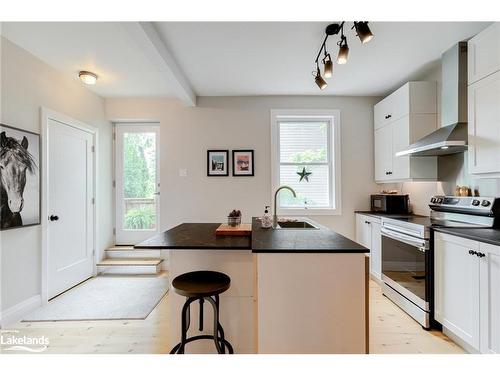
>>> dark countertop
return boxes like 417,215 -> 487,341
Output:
134,223 -> 251,250
433,227 -> 500,247
251,217 -> 368,253
355,210 -> 423,219
135,219 -> 368,253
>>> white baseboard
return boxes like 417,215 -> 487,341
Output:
0,295 -> 41,328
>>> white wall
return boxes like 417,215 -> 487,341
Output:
0,37 -> 114,320
106,95 -> 382,239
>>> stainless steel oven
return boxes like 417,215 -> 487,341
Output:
381,219 -> 431,328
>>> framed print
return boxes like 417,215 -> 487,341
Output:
207,150 -> 229,176
1,123 -> 41,230
232,150 -> 254,176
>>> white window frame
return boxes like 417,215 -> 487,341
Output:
270,109 -> 342,216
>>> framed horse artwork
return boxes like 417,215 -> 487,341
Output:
0,124 -> 41,230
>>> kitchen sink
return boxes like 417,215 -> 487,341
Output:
276,220 -> 319,229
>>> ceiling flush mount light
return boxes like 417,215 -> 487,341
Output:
79,71 -> 98,85
313,21 -> 373,89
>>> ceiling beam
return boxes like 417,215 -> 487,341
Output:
122,22 -> 196,107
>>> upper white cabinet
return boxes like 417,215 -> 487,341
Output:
374,82 -> 438,183
468,23 -> 500,85
355,214 -> 382,281
468,71 -> 500,175
435,232 -> 500,353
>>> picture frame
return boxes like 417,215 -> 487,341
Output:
207,150 -> 229,176
1,123 -> 41,230
232,149 -> 254,176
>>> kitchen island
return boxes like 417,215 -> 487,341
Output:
135,218 -> 369,354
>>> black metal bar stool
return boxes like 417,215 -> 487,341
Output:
170,270 -> 234,354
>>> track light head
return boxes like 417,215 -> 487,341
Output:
323,54 -> 333,78
337,37 -> 349,64
314,67 -> 327,90
354,22 -> 374,44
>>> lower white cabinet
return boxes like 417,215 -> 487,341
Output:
434,232 -> 500,353
355,214 -> 382,281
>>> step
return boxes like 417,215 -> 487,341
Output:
105,247 -> 162,259
97,258 -> 164,275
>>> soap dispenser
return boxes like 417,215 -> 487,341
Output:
261,206 -> 272,229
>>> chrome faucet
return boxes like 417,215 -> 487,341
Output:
273,185 -> 297,228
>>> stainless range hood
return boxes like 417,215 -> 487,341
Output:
397,42 -> 468,157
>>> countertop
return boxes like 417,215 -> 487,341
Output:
134,223 -> 252,250
355,210 -> 423,219
251,217 -> 368,253
135,218 -> 368,253
433,227 -> 500,247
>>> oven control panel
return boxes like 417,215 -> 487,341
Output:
429,195 -> 498,214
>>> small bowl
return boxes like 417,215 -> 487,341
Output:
227,216 -> 241,227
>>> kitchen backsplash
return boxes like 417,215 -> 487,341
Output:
398,151 -> 500,215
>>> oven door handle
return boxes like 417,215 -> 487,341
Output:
381,227 -> 428,252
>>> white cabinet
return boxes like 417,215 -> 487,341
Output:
374,81 -> 438,130
468,70 -> 500,175
355,214 -> 381,281
479,242 -> 500,354
434,232 -> 500,353
374,82 -> 438,183
434,232 -> 480,350
468,23 -> 500,85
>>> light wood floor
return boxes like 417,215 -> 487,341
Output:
2,279 -> 465,354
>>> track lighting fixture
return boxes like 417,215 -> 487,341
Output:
323,54 -> 333,78
337,36 -> 349,65
314,66 -> 328,90
313,21 -> 374,89
353,21 -> 374,44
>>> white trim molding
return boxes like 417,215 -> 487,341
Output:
40,108 -> 99,304
0,295 -> 41,328
270,109 -> 342,216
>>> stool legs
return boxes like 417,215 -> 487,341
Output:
170,295 -> 233,354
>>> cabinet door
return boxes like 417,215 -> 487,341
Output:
468,71 -> 500,175
391,116 -> 410,180
374,97 -> 393,129
479,242 -> 500,354
374,125 -> 393,182
434,233 -> 480,350
355,214 -> 372,249
468,23 -> 500,85
369,221 -> 382,280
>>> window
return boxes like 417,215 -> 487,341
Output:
271,110 -> 341,215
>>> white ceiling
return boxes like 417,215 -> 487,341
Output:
1,22 -> 177,98
1,22 -> 492,99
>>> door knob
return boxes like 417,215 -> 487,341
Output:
49,215 -> 59,221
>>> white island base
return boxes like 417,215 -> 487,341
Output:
168,249 -> 368,354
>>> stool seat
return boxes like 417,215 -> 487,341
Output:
172,270 -> 231,298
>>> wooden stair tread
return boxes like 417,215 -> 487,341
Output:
106,246 -> 136,251
97,258 -> 163,266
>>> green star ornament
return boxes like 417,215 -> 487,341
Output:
297,167 -> 312,182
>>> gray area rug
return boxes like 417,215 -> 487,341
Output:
23,275 -> 169,321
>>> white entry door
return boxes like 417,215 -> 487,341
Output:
115,124 -> 160,245
48,118 -> 95,299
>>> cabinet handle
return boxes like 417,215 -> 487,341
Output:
469,250 -> 478,256
385,114 -> 392,119
365,221 -> 371,225
477,252 -> 486,258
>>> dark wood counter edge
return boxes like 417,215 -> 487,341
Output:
252,249 -> 369,253
433,227 -> 500,247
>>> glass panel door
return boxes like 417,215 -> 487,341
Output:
115,124 -> 160,244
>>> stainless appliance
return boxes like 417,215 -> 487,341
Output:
381,196 -> 500,328
397,42 -> 468,157
370,194 -> 409,214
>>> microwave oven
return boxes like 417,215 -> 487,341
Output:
370,194 -> 409,214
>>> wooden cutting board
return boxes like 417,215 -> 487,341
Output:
215,223 -> 252,236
